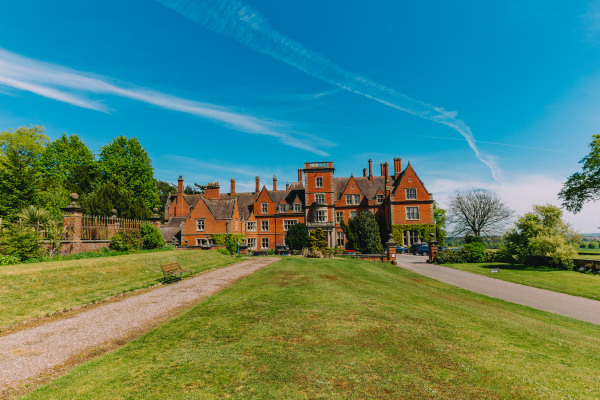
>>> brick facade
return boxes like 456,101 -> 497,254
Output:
164,158 -> 434,250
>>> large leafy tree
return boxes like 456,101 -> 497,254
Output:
97,136 -> 159,211
503,204 -> 580,267
39,133 -> 97,194
559,133 -> 600,213
285,222 -> 308,250
448,188 -> 513,237
156,180 -> 177,207
84,182 -> 151,219
0,126 -> 49,220
433,201 -> 447,245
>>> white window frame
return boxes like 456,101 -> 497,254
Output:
406,206 -> 419,220
279,204 -> 286,213
315,210 -> 326,222
354,194 -> 361,204
195,238 -> 203,246
247,221 -> 256,232
235,218 -> 238,232
261,237 -> 269,249
283,220 -> 297,231
261,202 -> 268,214
315,193 -> 325,203
316,176 -> 323,188
336,211 -> 343,224
336,231 -> 345,247
261,220 -> 269,232
376,194 -> 384,204
406,188 -> 417,200
345,194 -> 353,205
350,211 -> 357,219
196,219 -> 205,232
294,203 -> 301,212
246,238 -> 256,249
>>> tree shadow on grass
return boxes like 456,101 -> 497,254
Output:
472,263 -> 561,272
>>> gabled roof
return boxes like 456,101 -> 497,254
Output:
333,177 -> 351,200
160,217 -> 186,242
203,198 -> 236,220
391,164 -> 431,195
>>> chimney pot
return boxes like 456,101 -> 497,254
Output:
363,168 -> 367,177
394,157 -> 402,178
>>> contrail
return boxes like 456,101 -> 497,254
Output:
0,47 -> 330,156
157,0 -> 502,181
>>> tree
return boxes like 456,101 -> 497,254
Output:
0,126 -> 49,220
340,219 -> 357,250
285,222 -> 308,250
448,188 -> 513,237
156,180 -> 177,207
433,201 -> 447,245
38,133 -> 97,195
559,133 -> 600,213
84,182 -> 151,219
97,136 -> 159,210
308,228 -> 328,251
355,211 -> 384,254
503,204 -> 580,267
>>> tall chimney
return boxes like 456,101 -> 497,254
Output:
273,175 -> 277,191
286,182 -> 289,190
380,163 -> 385,177
384,162 -> 390,180
255,176 -> 260,193
368,159 -> 373,181
298,168 -> 303,183
230,178 -> 236,196
394,157 -> 402,178
176,175 -> 184,217
363,168 -> 367,177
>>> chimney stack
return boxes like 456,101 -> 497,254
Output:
273,175 -> 277,191
286,182 -> 289,190
204,182 -> 220,199
380,162 -> 385,177
368,159 -> 373,181
394,158 -> 402,178
176,175 -> 184,217
255,176 -> 260,193
384,162 -> 390,181
363,168 -> 367,177
298,168 -> 303,183
230,178 -> 236,196
178,175 -> 183,194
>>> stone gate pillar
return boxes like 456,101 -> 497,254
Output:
428,233 -> 438,263
149,208 -> 161,228
386,234 -> 397,264
62,193 -> 84,254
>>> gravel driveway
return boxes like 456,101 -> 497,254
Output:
0,257 -> 278,396
396,254 -> 600,325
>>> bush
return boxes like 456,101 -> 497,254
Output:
433,243 -> 495,264
225,234 -> 245,255
266,249 -> 275,255
139,224 -> 165,250
302,248 -> 323,258
588,242 -> 598,249
285,223 -> 308,250
0,225 -> 45,261
0,254 -> 21,265
217,248 -> 231,256
462,242 -> 487,263
109,231 -> 142,252
580,243 -> 588,248
308,228 -> 328,251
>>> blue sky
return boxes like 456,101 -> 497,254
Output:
1,0 -> 600,232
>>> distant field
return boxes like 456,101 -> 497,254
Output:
0,250 -> 236,330
444,262 -> 600,301
26,257 -> 600,399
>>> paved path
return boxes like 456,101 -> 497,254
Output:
396,254 -> 600,325
0,257 -> 279,394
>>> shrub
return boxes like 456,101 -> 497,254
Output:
462,242 -> 487,263
0,254 -> 21,265
109,231 -> 142,252
0,225 -> 45,261
580,243 -> 588,248
588,242 -> 598,249
217,248 -> 231,256
139,224 -> 165,250
225,234 -> 245,255
302,248 -> 323,258
308,228 -> 328,251
266,249 -> 275,255
285,223 -> 308,250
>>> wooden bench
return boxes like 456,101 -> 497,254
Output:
160,263 -> 191,283
490,267 -> 500,273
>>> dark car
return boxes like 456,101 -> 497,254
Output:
417,244 -> 429,256
253,251 -> 267,256
396,245 -> 408,254
410,242 -> 428,255
275,245 -> 291,256
344,249 -> 356,255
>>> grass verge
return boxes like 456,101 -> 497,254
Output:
0,250 -> 237,330
443,262 -> 600,301
25,257 -> 600,399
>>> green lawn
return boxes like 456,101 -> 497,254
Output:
26,257 -> 600,399
443,262 -> 600,301
0,250 -> 236,330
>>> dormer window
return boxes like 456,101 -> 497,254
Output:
406,188 -> 417,200
261,203 -> 268,213
376,194 -> 384,204
316,177 -> 323,188
279,204 -> 286,213
294,203 -> 301,212
346,194 -> 361,205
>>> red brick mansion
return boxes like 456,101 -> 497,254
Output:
163,158 -> 434,251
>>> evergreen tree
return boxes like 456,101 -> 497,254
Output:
355,211 -> 383,254
340,219 -> 357,250
285,223 -> 308,250
308,228 -> 328,251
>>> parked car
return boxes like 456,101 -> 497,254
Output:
275,245 -> 291,256
253,251 -> 267,256
396,246 -> 408,254
410,242 -> 428,255
344,249 -> 356,255
417,244 -> 429,256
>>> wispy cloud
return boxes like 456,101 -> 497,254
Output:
0,47 -> 330,156
156,0 -> 502,181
